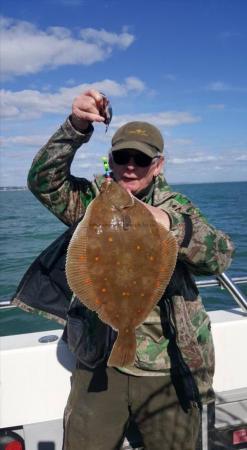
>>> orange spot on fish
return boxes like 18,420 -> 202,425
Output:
95,256 -> 100,261
122,291 -> 130,297
108,236 -> 113,242
140,293 -> 145,297
95,299 -> 101,305
136,245 -> 141,250
79,255 -> 85,261
149,255 -> 154,261
101,287 -> 107,293
85,278 -> 92,285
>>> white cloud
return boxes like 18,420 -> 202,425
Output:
207,81 -> 230,91
1,135 -> 49,147
207,81 -> 247,93
77,161 -> 103,170
236,154 -> 247,161
0,16 -> 135,79
124,77 -> 146,92
0,110 -> 201,151
219,31 -> 241,40
171,138 -> 193,146
111,112 -> 201,129
163,73 -> 177,81
168,151 -> 247,166
169,155 -> 218,164
79,28 -> 134,49
0,78 -> 146,120
208,104 -> 225,110
213,166 -> 222,170
53,0 -> 82,5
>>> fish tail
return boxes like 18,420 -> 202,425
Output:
107,329 -> 136,367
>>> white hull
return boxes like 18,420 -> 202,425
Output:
1,307 -> 247,449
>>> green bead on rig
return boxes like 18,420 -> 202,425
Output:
102,157 -> 111,178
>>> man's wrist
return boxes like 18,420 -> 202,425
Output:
70,115 -> 91,132
69,115 -> 93,134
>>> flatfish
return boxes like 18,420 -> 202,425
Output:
66,178 -> 178,367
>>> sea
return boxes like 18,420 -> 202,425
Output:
0,181 -> 246,336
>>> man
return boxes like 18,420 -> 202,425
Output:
26,90 -> 234,450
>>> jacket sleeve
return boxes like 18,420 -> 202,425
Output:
160,193 -> 235,276
27,117 -> 96,226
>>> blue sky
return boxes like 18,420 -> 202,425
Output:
1,0 -> 247,186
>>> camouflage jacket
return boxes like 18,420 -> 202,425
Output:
27,118 -> 234,401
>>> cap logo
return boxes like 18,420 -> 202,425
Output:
128,129 -> 148,137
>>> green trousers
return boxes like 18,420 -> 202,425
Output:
63,366 -> 200,450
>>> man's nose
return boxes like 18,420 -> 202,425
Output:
126,157 -> 136,169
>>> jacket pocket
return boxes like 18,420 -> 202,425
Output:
186,298 -> 215,380
64,297 -> 116,369
134,307 -> 170,372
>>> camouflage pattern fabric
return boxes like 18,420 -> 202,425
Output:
28,117 -> 234,402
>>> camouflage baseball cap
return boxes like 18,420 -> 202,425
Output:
110,121 -> 164,158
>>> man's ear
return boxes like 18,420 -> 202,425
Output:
153,156 -> 164,176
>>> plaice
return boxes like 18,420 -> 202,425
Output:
66,179 -> 178,367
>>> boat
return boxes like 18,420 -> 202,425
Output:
0,273 -> 247,450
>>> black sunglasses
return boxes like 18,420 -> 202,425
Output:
112,150 -> 160,167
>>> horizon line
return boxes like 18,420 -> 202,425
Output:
1,179 -> 247,189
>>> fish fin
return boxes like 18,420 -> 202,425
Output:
66,203 -> 97,310
107,328 -> 136,367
